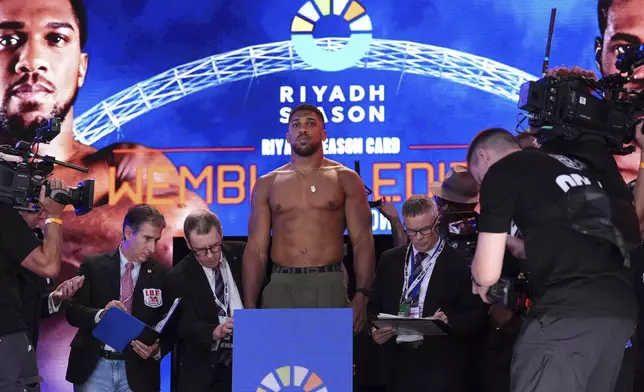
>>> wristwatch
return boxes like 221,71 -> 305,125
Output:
355,288 -> 370,298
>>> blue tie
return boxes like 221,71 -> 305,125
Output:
409,252 -> 428,303
214,267 -> 227,316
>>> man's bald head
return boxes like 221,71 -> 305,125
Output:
466,128 -> 521,184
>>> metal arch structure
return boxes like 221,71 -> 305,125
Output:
73,38 -> 539,145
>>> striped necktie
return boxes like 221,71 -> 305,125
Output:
213,267 -> 227,316
121,262 -> 135,313
409,252 -> 428,303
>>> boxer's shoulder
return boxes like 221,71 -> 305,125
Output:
255,168 -> 281,193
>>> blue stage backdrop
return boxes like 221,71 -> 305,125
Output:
36,0 -> 611,391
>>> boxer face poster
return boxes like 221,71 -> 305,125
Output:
24,0 -> 640,390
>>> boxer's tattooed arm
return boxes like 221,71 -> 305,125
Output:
242,175 -> 272,308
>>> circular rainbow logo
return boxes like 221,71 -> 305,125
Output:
256,365 -> 328,392
290,0 -> 373,72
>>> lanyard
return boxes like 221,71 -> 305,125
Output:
400,238 -> 445,304
213,258 -> 229,317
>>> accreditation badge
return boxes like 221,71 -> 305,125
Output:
398,303 -> 410,317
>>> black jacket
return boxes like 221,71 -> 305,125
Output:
165,241 -> 247,392
368,244 -> 486,392
16,268 -> 55,348
65,249 -> 171,392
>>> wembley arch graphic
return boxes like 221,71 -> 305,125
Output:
72,0 -> 539,146
72,38 -> 538,145
257,365 -> 328,392
291,0 -> 373,72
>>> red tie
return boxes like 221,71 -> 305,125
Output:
121,262 -> 135,313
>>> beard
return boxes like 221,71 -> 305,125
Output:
0,86 -> 78,142
292,140 -> 322,157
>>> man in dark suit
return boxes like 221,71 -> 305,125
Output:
165,210 -> 247,392
65,204 -> 172,392
368,195 -> 485,392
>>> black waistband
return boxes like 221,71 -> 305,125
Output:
101,350 -> 125,360
272,262 -> 342,274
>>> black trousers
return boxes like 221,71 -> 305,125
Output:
511,316 -> 635,392
0,332 -> 42,392
208,364 -> 231,392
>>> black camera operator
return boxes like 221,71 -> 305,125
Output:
0,178 -> 68,392
468,124 -> 639,392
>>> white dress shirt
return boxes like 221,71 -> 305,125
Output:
201,253 -> 243,316
94,246 -> 142,352
202,265 -> 229,315
407,239 -> 441,316
201,253 -> 244,350
398,239 -> 442,344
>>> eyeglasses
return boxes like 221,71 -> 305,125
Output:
404,217 -> 438,237
192,243 -> 222,257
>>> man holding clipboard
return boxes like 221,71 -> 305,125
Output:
65,204 -> 173,392
368,195 -> 485,392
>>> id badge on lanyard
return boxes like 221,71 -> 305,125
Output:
398,303 -> 410,317
398,300 -> 421,319
399,240 -> 444,318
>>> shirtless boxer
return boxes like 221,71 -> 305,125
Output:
0,0 -> 208,274
242,103 -> 375,333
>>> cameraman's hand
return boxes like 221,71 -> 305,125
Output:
472,281 -> 492,304
39,179 -> 67,216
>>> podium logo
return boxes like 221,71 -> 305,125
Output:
290,0 -> 373,72
256,365 -> 328,392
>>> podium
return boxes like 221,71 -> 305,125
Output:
233,308 -> 353,392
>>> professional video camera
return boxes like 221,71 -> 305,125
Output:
440,212 -> 529,310
517,10 -> 644,155
487,273 -> 531,312
0,117 -> 94,215
439,211 -> 479,258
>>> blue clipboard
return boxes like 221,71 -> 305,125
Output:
92,297 -> 181,352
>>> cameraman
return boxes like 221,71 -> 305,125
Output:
0,179 -> 67,392
468,127 -> 637,392
432,165 -> 524,392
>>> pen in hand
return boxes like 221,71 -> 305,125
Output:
432,308 -> 448,324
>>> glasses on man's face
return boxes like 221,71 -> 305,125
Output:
404,217 -> 438,237
193,243 -> 222,257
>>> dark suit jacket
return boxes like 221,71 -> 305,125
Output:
65,249 -> 171,392
368,244 -> 485,392
165,241 -> 246,392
